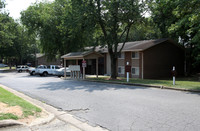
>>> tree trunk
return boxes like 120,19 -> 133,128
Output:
110,54 -> 117,79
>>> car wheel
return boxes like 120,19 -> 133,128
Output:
43,72 -> 48,77
30,71 -> 35,75
18,70 -> 22,73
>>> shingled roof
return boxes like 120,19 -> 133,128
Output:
61,50 -> 103,59
61,38 -> 183,59
93,38 -> 183,53
61,51 -> 91,59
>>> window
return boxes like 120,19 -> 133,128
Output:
118,67 -> 121,74
55,66 -> 60,69
132,52 -> 139,59
118,52 -> 124,59
132,67 -> 139,75
118,66 -> 125,74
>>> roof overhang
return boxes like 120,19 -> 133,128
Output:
61,51 -> 103,60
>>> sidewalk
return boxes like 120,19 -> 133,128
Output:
0,84 -> 108,131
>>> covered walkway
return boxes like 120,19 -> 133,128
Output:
61,50 -> 103,79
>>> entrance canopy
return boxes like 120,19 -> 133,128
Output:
61,50 -> 103,79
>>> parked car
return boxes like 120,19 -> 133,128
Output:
35,65 -> 61,76
28,65 -> 46,76
0,63 -> 8,67
16,65 -> 29,72
26,63 -> 32,66
28,67 -> 36,75
54,67 -> 71,77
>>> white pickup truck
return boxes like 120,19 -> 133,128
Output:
29,65 -> 60,76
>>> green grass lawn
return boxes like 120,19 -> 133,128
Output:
0,67 -> 16,70
87,76 -> 200,90
0,87 -> 41,120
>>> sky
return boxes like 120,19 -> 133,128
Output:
4,0 -> 54,20
4,0 -> 150,20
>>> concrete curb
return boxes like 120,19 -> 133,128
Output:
0,120 -> 25,127
0,84 -> 55,128
0,84 -> 108,131
83,79 -> 200,93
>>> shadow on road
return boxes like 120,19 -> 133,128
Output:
185,91 -> 200,96
37,80 -> 147,92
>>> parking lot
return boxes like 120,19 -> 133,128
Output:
1,72 -> 200,131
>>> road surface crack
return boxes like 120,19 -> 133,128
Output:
65,108 -> 89,113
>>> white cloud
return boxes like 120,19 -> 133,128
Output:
4,0 -> 54,20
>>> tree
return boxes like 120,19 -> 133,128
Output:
148,0 -> 178,40
0,12 -> 16,65
128,18 -> 161,41
149,0 -> 200,73
169,0 -> 200,73
0,2 -> 37,66
76,0 -> 146,79
21,0 -> 94,60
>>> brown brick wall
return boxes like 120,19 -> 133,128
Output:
143,41 -> 184,79
132,75 -> 140,78
131,59 -> 139,67
118,59 -> 124,66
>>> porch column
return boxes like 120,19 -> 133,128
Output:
96,58 -> 98,78
76,59 -> 78,78
64,58 -> 66,79
141,52 -> 144,79
83,58 -> 85,79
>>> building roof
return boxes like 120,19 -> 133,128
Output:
94,38 -> 183,52
61,38 -> 184,59
61,50 -> 103,59
36,53 -> 45,58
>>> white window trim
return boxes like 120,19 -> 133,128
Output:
132,52 -> 139,59
131,67 -> 139,75
118,66 -> 125,74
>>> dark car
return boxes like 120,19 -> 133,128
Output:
0,63 -> 8,67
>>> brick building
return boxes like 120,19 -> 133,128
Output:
36,54 -> 61,66
102,38 -> 185,79
61,38 -> 185,79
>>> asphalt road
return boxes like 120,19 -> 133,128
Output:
0,72 -> 200,131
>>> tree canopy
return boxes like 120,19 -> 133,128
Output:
21,0 -> 95,60
1,0 -> 200,75
72,0 -> 147,78
0,2 -> 37,66
149,0 -> 200,73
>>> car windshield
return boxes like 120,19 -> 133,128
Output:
37,65 -> 46,69
55,66 -> 60,69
